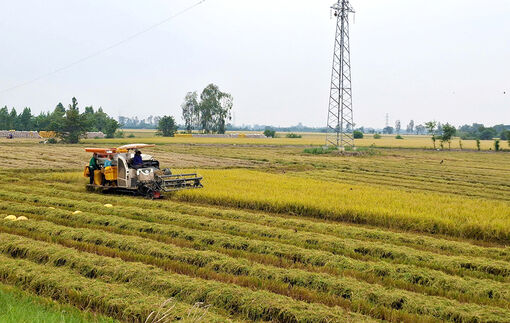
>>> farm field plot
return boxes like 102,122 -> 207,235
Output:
0,140 -> 510,322
84,132 -> 508,151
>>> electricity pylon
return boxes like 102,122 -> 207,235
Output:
326,0 -> 355,149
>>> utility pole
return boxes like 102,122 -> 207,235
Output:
326,0 -> 355,150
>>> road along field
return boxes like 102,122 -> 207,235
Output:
0,139 -> 509,322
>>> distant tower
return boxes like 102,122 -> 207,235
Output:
326,0 -> 355,149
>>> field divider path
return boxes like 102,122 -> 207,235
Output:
0,232 -> 376,323
1,199 -> 510,310
1,186 -> 510,284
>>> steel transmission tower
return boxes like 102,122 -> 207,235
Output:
326,0 -> 355,149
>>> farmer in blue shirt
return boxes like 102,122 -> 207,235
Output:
102,155 -> 114,186
104,155 -> 113,168
133,150 -> 143,168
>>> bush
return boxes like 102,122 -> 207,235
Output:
286,133 -> 302,139
353,131 -> 364,139
127,134 -> 135,138
495,140 -> 500,152
373,134 -> 382,139
264,129 -> 276,138
303,146 -> 337,155
114,130 -> 125,138
395,135 -> 404,140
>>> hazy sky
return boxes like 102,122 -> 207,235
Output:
1,0 -> 509,128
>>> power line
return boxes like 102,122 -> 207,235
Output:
0,0 -> 206,95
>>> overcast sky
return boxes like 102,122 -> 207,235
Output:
1,0 -> 509,128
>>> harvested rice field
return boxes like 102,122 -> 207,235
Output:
1,138 -> 510,322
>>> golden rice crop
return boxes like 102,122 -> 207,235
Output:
177,169 -> 510,243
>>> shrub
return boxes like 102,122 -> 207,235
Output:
495,140 -> 500,152
128,134 -> 136,138
286,133 -> 302,139
353,131 -> 364,139
114,130 -> 125,138
395,135 -> 404,140
303,146 -> 337,155
373,134 -> 382,139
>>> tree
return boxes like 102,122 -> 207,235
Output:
9,108 -> 18,130
104,118 -> 120,138
0,106 -> 10,130
479,128 -> 496,140
494,139 -> 501,152
415,124 -> 426,135
33,112 -> 51,130
182,92 -> 199,133
197,84 -> 233,134
395,120 -> 401,134
383,126 -> 394,134
353,130 -> 364,139
440,123 -> 456,150
406,120 -> 414,134
49,103 -> 66,132
54,98 -> 88,144
264,128 -> 276,138
425,121 -> 438,149
157,116 -> 178,137
18,107 -> 33,131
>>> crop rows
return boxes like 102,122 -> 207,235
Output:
0,254 -> 228,322
2,168 -> 510,322
2,221 -> 510,322
1,185 -> 510,283
10,178 -> 510,263
2,200 -> 510,321
0,233 -> 372,323
1,185 -> 509,284
2,185 -> 510,286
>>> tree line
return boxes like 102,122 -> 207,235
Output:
0,98 -> 120,143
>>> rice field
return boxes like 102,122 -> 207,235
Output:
1,138 -> 510,322
85,131 -> 509,151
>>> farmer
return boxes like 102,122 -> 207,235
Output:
88,153 -> 99,184
102,155 -> 114,186
133,150 -> 143,168
104,155 -> 114,168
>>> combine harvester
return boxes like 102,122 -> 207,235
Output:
84,144 -> 203,198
